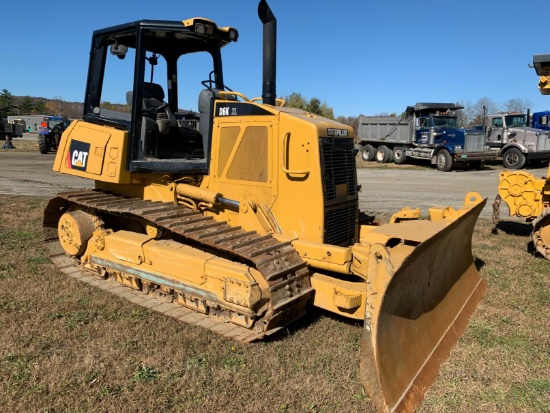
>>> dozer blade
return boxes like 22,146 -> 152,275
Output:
359,195 -> 487,412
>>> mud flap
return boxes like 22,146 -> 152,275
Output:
359,197 -> 487,412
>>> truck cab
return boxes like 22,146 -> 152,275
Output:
531,111 -> 550,131
485,113 -> 550,169
415,113 -> 461,146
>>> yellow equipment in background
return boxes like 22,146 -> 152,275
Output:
43,2 -> 488,411
539,76 -> 550,95
494,167 -> 550,259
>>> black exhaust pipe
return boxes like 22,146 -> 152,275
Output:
258,0 -> 276,106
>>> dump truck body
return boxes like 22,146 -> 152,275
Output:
43,3 -> 487,412
357,103 -> 495,171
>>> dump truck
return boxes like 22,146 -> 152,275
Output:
493,165 -> 550,259
43,2 -> 488,411
485,112 -> 550,169
357,103 -> 495,171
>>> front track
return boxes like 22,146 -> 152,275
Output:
44,189 -> 313,342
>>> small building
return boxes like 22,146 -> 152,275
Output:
8,115 -> 48,133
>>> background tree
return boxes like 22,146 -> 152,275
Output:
503,97 -> 532,114
471,97 -> 500,126
46,96 -> 65,116
0,89 -> 15,118
19,96 -> 35,114
335,115 -> 359,133
282,92 -> 335,119
33,100 -> 47,114
456,100 -> 476,127
284,92 -> 308,111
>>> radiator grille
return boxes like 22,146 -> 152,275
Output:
464,132 -> 485,153
320,138 -> 357,201
319,137 -> 358,246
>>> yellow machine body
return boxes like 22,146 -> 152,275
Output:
497,167 -> 550,259
45,4 -> 488,411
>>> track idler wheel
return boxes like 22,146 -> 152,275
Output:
58,210 -> 96,256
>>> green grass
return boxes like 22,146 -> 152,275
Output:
0,195 -> 548,412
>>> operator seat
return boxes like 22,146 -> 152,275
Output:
142,82 -> 178,134
198,88 -> 220,154
198,88 -> 237,154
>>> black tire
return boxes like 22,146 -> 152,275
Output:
436,149 -> 453,172
470,160 -> 486,170
38,134 -> 49,154
502,148 -> 526,169
392,146 -> 407,164
361,144 -> 375,162
375,145 -> 391,163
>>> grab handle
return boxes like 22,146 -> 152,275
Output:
282,132 -> 309,176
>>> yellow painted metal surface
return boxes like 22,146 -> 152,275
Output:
358,194 -> 487,413
201,103 -> 355,244
539,75 -> 550,95
54,120 -> 131,184
498,170 -> 548,219
309,272 -> 366,319
85,229 -> 267,311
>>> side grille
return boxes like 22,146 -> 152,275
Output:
320,138 -> 357,201
319,137 -> 358,246
324,203 -> 357,246
464,132 -> 485,153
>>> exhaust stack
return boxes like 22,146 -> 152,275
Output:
258,0 -> 276,106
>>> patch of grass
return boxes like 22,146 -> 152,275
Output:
132,365 -> 160,382
0,195 -> 548,412
0,140 -> 41,152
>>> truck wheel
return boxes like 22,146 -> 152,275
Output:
436,149 -> 453,172
38,134 -> 49,154
375,145 -> 391,163
502,148 -> 526,169
361,144 -> 375,162
392,147 -> 407,164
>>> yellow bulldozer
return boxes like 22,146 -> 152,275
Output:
493,166 -> 550,258
43,2 -> 487,411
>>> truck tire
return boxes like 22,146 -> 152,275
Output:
375,145 -> 391,163
436,149 -> 453,172
38,134 -> 49,154
361,144 -> 375,162
502,148 -> 526,169
392,146 -> 407,164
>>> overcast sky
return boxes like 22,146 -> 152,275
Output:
2,0 -> 549,117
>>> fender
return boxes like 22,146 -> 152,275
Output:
498,142 -> 527,157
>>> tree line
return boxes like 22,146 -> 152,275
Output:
0,87 -> 533,132
0,89 -> 83,119
456,97 -> 532,127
